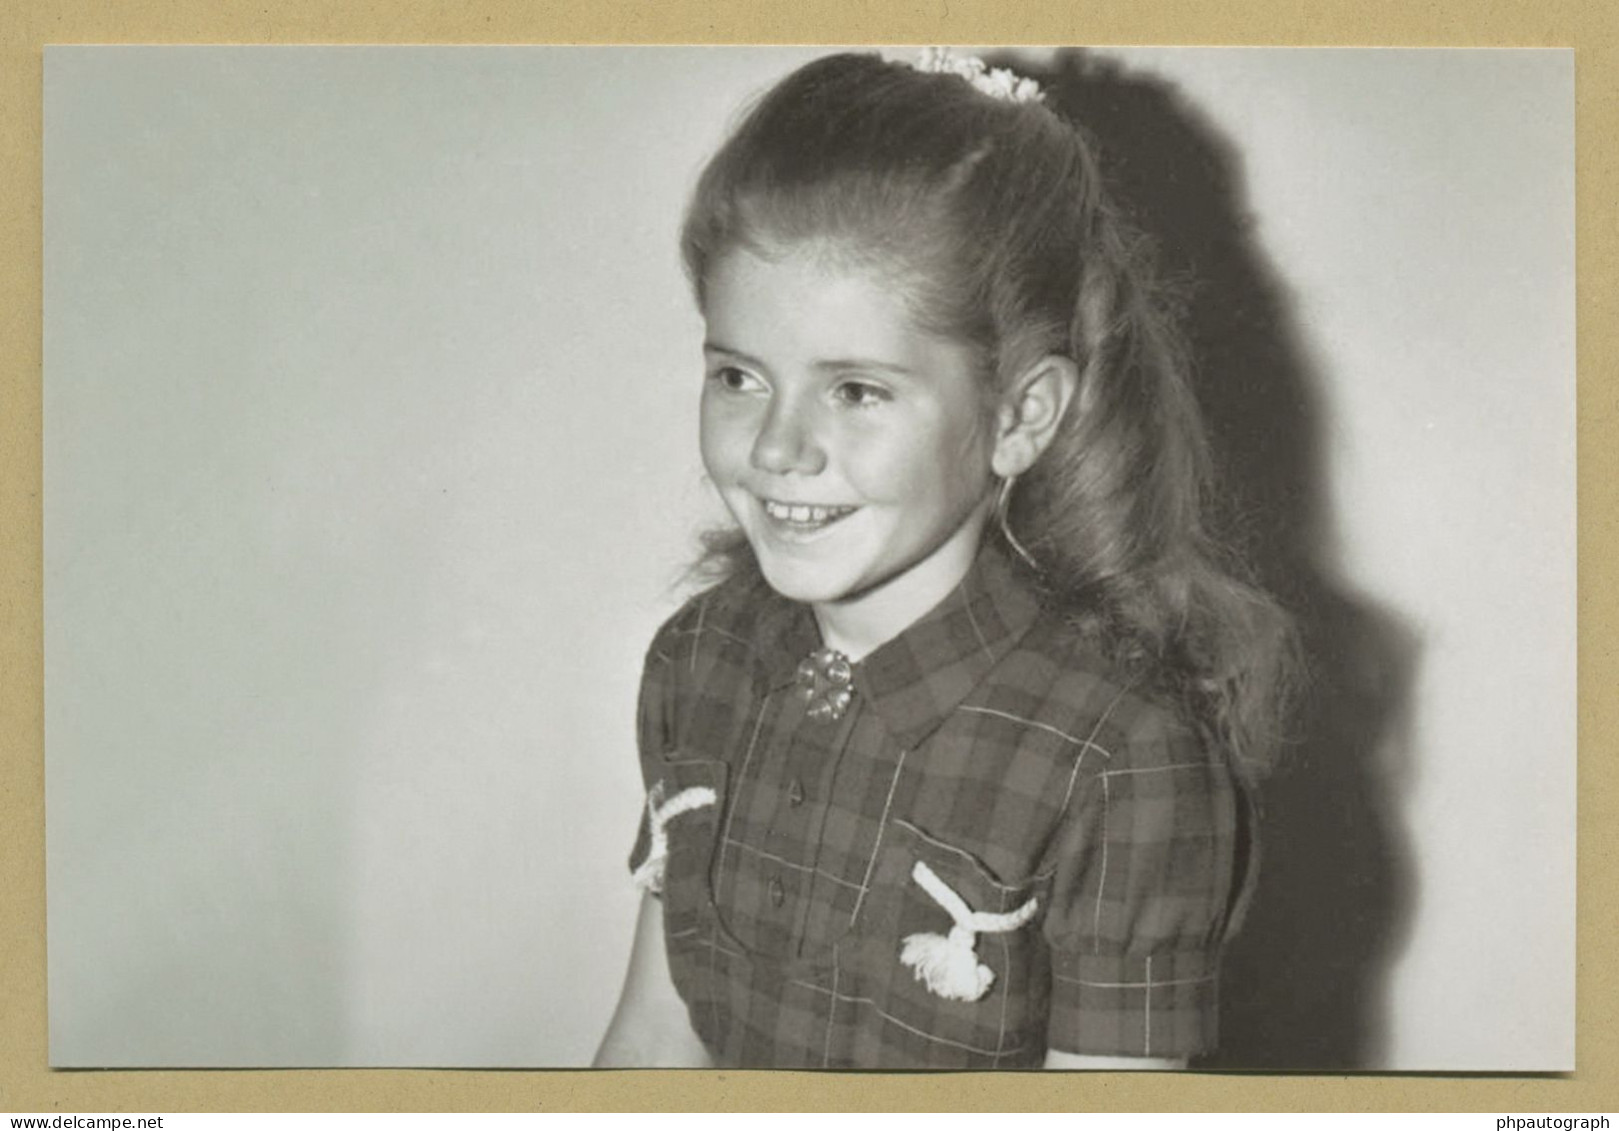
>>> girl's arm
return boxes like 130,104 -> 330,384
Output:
1043,1050 -> 1188,1070
592,893 -> 713,1068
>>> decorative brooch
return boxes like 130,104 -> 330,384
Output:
796,647 -> 855,723
912,47 -> 1044,105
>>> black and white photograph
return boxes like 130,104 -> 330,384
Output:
43,45 -> 1574,1071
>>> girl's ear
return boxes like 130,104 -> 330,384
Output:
991,355 -> 1079,479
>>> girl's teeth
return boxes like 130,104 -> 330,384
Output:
765,501 -> 851,524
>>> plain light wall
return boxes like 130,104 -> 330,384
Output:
44,46 -> 1573,1069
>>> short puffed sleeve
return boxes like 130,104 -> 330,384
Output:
625,619 -> 683,889
1040,700 -> 1254,1060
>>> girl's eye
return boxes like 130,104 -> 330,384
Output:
833,381 -> 891,408
709,366 -> 764,394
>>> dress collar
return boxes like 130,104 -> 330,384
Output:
751,542 -> 1045,751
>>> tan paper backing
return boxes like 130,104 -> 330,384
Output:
3,0 -> 1613,1112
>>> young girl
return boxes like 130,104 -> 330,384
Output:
594,49 -> 1296,1070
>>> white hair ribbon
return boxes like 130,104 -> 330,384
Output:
912,47 -> 1044,104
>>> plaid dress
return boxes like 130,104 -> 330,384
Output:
628,545 -> 1254,1069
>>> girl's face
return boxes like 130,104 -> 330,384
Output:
700,244 -> 999,647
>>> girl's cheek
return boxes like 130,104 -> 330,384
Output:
703,407 -> 773,479
697,419 -> 730,477
845,438 -> 917,504
699,396 -> 746,447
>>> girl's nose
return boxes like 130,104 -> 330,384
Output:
750,400 -> 826,476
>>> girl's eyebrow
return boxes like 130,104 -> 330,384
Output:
702,340 -> 764,367
704,341 -> 916,379
813,357 -> 916,378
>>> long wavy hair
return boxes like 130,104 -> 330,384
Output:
679,52 -> 1300,770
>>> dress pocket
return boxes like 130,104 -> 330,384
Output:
852,819 -> 1054,1067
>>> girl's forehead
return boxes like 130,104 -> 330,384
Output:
725,235 -> 909,286
705,246 -> 923,340
707,240 -> 934,329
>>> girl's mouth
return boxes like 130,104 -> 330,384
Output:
760,499 -> 858,530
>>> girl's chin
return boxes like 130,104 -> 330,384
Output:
753,552 -> 909,611
754,561 -> 863,607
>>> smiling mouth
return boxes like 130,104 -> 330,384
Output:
760,499 -> 859,529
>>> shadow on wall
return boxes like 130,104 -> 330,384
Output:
1002,49 -> 1423,1070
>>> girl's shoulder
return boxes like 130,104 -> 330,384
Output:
641,568 -> 785,670
998,609 -> 1211,777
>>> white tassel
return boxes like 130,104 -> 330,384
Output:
898,860 -> 1039,1002
630,781 -> 717,896
900,926 -> 995,1001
